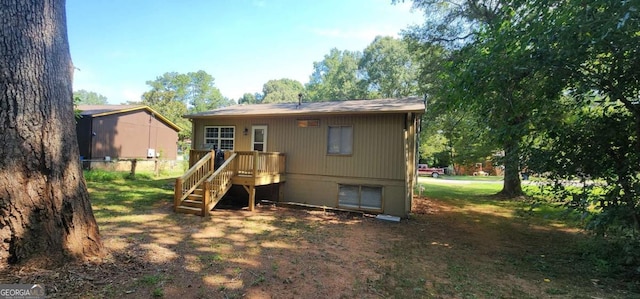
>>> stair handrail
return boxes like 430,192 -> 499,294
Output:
174,150 -> 215,211
202,153 -> 238,213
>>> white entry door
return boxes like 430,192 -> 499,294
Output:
252,125 -> 267,152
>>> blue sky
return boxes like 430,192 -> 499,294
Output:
67,0 -> 424,104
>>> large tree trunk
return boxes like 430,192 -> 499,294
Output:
0,0 -> 104,266
498,137 -> 523,198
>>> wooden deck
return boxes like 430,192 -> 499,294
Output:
174,150 -> 286,216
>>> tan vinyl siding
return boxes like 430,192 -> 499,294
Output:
188,98 -> 423,217
194,113 -> 405,181
283,173 -> 406,216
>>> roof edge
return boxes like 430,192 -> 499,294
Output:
86,106 -> 182,132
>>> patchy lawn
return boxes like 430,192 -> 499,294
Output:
0,173 -> 636,298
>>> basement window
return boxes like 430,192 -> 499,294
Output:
338,185 -> 382,211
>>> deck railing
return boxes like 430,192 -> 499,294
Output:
202,153 -> 237,215
189,149 -> 212,166
234,151 -> 286,176
174,150 -> 215,211
176,150 -> 286,215
189,150 -> 285,176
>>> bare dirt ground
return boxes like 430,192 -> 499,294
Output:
0,196 -> 633,298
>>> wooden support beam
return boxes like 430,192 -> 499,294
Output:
240,184 -> 255,211
202,181 -> 210,217
248,185 -> 255,212
174,178 -> 182,211
278,182 -> 284,202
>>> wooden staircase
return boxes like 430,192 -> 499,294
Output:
175,187 -> 206,215
174,151 -> 236,216
174,150 -> 286,216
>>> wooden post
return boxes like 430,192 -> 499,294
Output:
232,152 -> 238,176
130,159 -> 137,178
248,185 -> 256,212
250,151 -> 258,211
252,151 -> 258,178
154,159 -> 158,176
278,182 -> 284,202
202,181 -> 210,217
210,150 -> 215,173
174,178 -> 182,211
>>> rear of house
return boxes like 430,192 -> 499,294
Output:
184,97 -> 424,217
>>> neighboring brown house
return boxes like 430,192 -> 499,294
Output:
178,97 -> 424,218
76,105 -> 180,161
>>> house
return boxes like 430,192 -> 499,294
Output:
76,105 -> 181,163
174,97 -> 425,218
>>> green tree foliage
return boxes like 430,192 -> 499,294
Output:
73,89 -> 108,105
406,0 -> 640,273
305,48 -> 364,101
406,0 -> 569,197
404,42 -> 486,171
304,40 -> 420,101
421,108 -> 496,173
140,70 -> 229,140
238,92 -> 262,104
524,96 -> 640,273
359,36 -> 419,98
519,0 -> 640,264
262,79 -> 304,103
187,70 -> 229,113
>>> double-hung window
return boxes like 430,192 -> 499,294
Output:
327,126 -> 352,155
204,126 -> 235,150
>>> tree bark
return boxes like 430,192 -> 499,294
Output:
0,0 -> 104,266
498,137 -> 523,198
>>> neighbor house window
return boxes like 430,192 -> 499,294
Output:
204,126 -> 235,150
327,126 -> 352,155
338,185 -> 382,210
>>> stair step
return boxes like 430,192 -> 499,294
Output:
182,199 -> 202,208
176,205 -> 203,215
193,188 -> 204,195
187,193 -> 203,201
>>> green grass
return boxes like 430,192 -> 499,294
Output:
419,177 -> 585,227
418,177 -> 502,199
82,169 -> 637,298
140,274 -> 163,285
410,178 -> 639,297
84,170 -> 175,219
434,174 -> 505,181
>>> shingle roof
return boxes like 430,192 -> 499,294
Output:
184,97 -> 425,119
77,105 -> 181,132
77,105 -> 144,116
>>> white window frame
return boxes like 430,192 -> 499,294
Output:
203,126 -> 235,151
327,126 -> 353,155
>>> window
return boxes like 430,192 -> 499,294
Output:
204,126 -> 235,150
338,185 -> 382,210
327,126 -> 352,155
